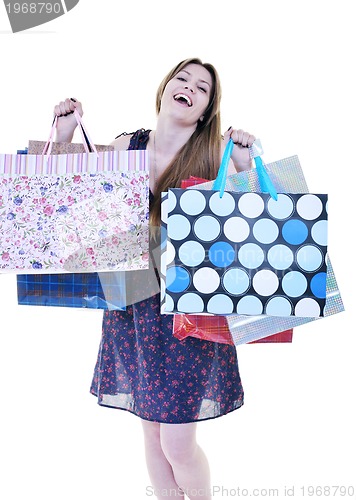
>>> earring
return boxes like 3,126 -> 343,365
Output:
199,116 -> 204,122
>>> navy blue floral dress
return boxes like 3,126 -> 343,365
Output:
90,130 -> 244,423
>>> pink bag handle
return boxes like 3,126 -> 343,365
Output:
42,109 -> 98,157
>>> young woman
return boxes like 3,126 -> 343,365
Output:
54,58 -> 255,500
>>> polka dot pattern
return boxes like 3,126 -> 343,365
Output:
253,218 -> 279,244
162,189 -> 328,318
209,241 -> 235,268
236,295 -> 263,315
167,214 -> 191,240
222,268 -> 250,295
266,296 -> 293,316
193,215 -> 221,241
223,217 -> 250,242
180,190 -> 206,215
177,293 -> 204,313
192,267 -> 220,294
178,240 -> 205,267
296,194 -> 323,220
267,194 -> 294,219
209,191 -> 235,216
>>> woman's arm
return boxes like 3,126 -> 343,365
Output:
53,98 -> 133,150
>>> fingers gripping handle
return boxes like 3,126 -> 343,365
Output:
42,109 -> 98,158
212,138 -> 278,200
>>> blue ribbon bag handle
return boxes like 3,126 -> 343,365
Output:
212,138 -> 278,200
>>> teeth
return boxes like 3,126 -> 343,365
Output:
174,93 -> 192,106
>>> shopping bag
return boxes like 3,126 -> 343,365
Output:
15,116 -> 126,309
173,313 -> 293,344
0,110 -> 149,274
17,271 -> 126,310
182,146 -> 344,344
161,139 -> 329,318
173,174 -> 293,344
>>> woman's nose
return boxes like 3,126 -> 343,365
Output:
184,85 -> 194,93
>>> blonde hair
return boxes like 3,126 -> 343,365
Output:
150,58 -> 222,227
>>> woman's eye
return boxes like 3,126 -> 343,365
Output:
177,77 -> 186,82
199,87 -> 207,93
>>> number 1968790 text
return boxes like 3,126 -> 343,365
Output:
5,3 -> 62,14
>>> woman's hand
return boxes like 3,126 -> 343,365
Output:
53,98 -> 83,143
223,127 -> 256,172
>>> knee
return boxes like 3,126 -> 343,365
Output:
160,427 -> 198,466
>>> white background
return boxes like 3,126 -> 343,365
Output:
0,1 -> 355,499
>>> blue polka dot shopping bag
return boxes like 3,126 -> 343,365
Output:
173,176 -> 294,344
161,140 -> 344,335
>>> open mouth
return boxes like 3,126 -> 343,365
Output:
174,93 -> 192,107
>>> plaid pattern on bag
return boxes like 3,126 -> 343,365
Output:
17,272 -> 125,309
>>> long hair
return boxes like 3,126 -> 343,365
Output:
150,58 -> 222,228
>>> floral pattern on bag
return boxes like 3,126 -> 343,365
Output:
0,172 -> 149,273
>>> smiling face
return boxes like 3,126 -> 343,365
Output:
158,63 -> 214,128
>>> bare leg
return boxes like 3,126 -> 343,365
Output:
141,420 -> 184,499
160,422 -> 211,500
